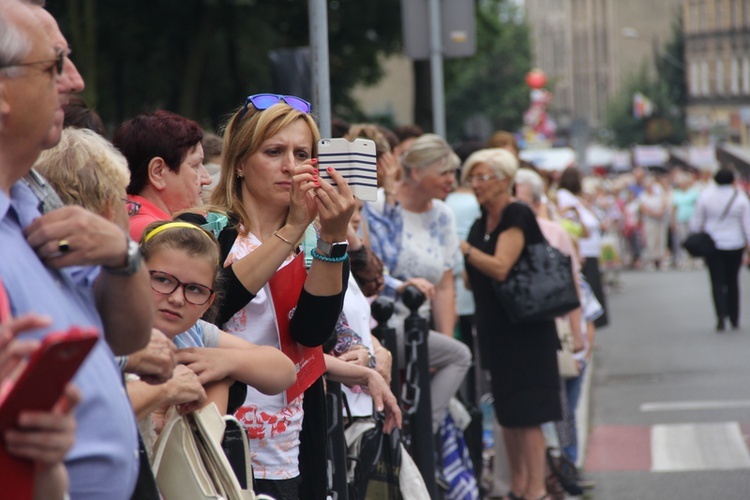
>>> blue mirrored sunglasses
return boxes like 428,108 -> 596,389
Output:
239,93 -> 312,119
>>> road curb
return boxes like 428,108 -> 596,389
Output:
576,355 -> 594,469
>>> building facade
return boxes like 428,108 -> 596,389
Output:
526,0 -> 682,131
684,0 -> 750,146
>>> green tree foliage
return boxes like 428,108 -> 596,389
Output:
48,0 -> 402,130
443,0 -> 532,141
604,10 -> 686,148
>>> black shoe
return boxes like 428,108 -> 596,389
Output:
730,319 -> 739,330
545,449 -> 583,495
717,319 -> 726,332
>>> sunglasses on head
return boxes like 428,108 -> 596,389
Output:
239,93 -> 312,120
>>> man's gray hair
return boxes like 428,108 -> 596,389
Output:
0,2 -> 32,73
514,168 -> 545,204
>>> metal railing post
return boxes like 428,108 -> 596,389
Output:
370,296 -> 400,397
401,286 -> 437,498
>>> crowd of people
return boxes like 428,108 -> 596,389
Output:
2,1 -> 750,500
545,164 -> 750,332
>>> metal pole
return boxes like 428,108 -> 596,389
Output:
325,382 -> 347,500
309,0 -> 331,137
428,0 -> 446,137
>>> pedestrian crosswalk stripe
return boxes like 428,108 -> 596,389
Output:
585,422 -> 750,472
640,400 -> 750,412
651,422 -> 750,472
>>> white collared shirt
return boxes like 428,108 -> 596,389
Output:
690,185 -> 750,250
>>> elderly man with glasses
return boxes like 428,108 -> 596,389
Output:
0,1 -> 153,499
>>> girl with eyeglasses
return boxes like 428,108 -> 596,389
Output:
127,221 -> 296,448
199,94 -> 355,500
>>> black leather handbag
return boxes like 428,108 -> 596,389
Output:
682,190 -> 738,258
682,232 -> 716,258
493,242 -> 580,324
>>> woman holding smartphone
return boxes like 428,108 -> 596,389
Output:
205,94 -> 355,500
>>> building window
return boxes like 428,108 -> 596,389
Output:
717,60 -> 725,95
743,57 -> 750,94
716,0 -> 723,29
690,62 -> 700,96
731,58 -> 740,94
702,60 -> 710,95
690,1 -> 699,32
731,0 -> 740,28
700,1 -> 707,31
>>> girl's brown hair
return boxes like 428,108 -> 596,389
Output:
140,221 -> 222,322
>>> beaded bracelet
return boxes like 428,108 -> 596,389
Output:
310,248 -> 348,263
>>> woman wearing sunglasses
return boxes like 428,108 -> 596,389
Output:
206,94 -> 355,500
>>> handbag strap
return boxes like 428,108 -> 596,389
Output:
719,190 -> 739,221
700,189 -> 738,231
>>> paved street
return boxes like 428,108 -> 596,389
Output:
583,266 -> 750,499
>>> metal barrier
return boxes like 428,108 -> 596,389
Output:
401,286 -> 437,498
326,382 -> 347,500
370,296 -> 399,396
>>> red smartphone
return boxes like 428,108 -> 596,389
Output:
0,277 -> 10,323
0,326 -> 98,431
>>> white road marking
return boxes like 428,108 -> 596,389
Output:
640,400 -> 750,412
651,422 -> 750,472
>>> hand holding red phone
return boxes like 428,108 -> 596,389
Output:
3,382 -> 80,468
0,314 -> 49,397
0,326 -> 96,432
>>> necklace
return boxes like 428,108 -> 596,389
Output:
484,218 -> 499,242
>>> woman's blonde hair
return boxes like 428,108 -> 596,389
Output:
33,128 -> 130,218
210,102 -> 320,233
401,133 -> 460,178
460,148 -> 519,185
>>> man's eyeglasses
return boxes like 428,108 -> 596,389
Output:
123,199 -> 141,216
239,93 -> 312,120
466,174 -> 498,184
149,271 -> 215,306
1,48 -> 65,77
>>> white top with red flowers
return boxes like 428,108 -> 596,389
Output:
223,230 -> 303,480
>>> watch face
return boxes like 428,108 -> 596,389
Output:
330,242 -> 348,258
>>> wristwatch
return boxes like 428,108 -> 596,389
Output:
104,237 -> 142,276
316,239 -> 349,258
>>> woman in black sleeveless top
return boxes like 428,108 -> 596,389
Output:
460,148 -> 561,500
